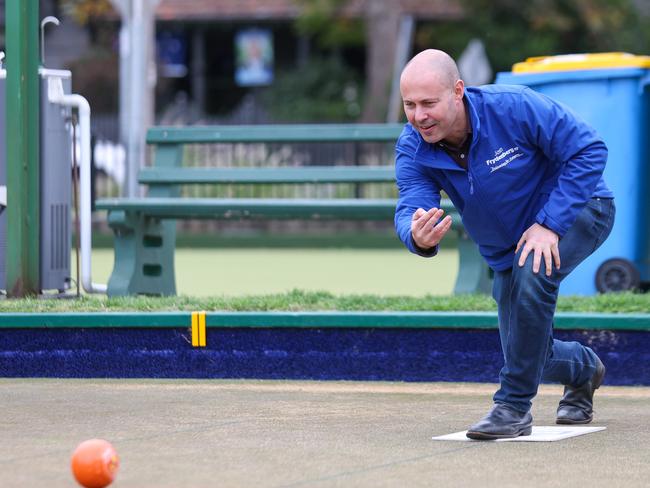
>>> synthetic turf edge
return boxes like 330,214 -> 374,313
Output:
1,311 -> 650,330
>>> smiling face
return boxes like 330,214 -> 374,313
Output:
400,51 -> 466,146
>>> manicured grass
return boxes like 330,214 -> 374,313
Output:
3,246 -> 648,313
70,247 -> 459,297
1,289 -> 649,313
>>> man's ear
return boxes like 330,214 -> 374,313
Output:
454,79 -> 465,100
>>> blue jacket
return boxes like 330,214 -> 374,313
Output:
394,84 -> 613,271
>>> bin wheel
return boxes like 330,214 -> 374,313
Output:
595,258 -> 640,293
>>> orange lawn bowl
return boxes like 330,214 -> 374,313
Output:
70,439 -> 120,488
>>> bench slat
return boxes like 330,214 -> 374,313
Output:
147,124 -> 405,144
97,197 -> 396,220
95,198 -> 460,224
139,166 -> 396,184
96,197 -> 458,222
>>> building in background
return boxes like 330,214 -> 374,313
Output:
153,0 -> 462,124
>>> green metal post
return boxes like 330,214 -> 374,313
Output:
5,0 -> 40,296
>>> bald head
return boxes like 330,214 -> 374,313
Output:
401,49 -> 461,89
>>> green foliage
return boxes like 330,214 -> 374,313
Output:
60,0 -> 114,25
416,0 -> 650,75
294,0 -> 365,49
2,290 -> 649,313
263,56 -> 362,122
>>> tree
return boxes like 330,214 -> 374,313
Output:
452,0 -> 650,73
295,0 -> 403,122
360,0 -> 402,122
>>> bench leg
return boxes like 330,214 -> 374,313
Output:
106,210 -> 177,296
453,231 -> 493,294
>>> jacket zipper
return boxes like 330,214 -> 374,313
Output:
465,164 -> 515,245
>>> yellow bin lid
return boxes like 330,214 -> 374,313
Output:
512,52 -> 650,73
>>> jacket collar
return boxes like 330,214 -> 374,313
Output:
464,88 -> 482,137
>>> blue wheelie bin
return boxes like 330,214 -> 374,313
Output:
496,53 -> 650,295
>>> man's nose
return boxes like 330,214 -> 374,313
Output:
414,106 -> 428,122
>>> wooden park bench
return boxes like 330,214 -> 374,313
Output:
95,124 -> 492,297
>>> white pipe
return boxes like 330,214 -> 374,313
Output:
40,16 -> 60,67
0,185 -> 6,213
48,76 -> 107,294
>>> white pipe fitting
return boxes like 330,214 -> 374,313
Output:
48,76 -> 107,294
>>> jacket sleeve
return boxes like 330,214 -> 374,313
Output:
519,87 -> 608,237
394,128 -> 443,257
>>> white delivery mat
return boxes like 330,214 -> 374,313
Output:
433,426 -> 606,442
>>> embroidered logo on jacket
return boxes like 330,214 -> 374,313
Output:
485,146 -> 523,173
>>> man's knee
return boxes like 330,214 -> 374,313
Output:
511,253 -> 559,298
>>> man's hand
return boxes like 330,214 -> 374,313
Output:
516,223 -> 560,276
411,207 -> 452,250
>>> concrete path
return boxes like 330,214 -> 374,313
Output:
1,379 -> 648,487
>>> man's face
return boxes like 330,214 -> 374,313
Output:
400,71 -> 463,144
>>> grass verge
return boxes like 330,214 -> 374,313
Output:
0,290 -> 649,313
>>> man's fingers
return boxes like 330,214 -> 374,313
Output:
411,208 -> 450,249
552,246 -> 561,270
427,208 -> 444,223
411,209 -> 430,231
532,248 -> 542,274
516,223 -> 560,275
544,248 -> 553,276
432,215 -> 453,238
424,215 -> 452,247
412,207 -> 440,224
441,214 -> 453,232
518,244 -> 531,268
412,208 -> 426,220
515,235 -> 525,254
413,208 -> 444,233
520,245 -> 556,275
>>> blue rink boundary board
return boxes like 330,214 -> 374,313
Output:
1,312 -> 649,385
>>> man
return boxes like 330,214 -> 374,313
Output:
394,49 -> 615,440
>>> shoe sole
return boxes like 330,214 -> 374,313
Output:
556,416 -> 593,425
466,426 -> 532,440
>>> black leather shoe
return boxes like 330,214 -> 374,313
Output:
466,404 -> 533,440
556,356 -> 606,425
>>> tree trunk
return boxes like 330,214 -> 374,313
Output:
360,0 -> 403,122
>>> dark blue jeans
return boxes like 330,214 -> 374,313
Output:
492,197 -> 616,413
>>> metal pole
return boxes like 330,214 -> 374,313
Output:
5,0 -> 40,297
125,0 -> 143,198
114,0 -> 158,198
